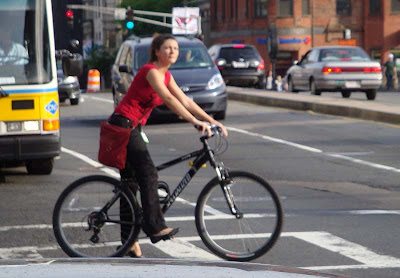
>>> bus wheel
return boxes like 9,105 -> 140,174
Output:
26,158 -> 54,175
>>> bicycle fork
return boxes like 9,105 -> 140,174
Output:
215,164 -> 243,219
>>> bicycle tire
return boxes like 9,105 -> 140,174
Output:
195,171 -> 284,261
53,175 -> 141,257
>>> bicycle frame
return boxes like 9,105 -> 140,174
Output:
157,142 -> 213,214
157,135 -> 239,216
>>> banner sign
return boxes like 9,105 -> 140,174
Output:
172,7 -> 200,35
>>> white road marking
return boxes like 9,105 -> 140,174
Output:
83,95 -> 114,104
291,231 -> 400,270
1,231 -> 399,270
226,127 -> 400,174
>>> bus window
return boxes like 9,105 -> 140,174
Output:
0,0 -> 52,85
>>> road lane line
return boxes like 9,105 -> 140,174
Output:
83,95 -> 114,104
226,126 -> 400,174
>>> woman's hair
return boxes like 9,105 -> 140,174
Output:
149,33 -> 176,62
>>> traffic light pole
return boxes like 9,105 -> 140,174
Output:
66,5 -> 202,34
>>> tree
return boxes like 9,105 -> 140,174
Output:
119,0 -> 196,36
84,45 -> 117,88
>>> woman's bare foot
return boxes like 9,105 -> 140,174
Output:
128,241 -> 142,258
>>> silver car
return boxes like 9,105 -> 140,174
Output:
285,46 -> 382,100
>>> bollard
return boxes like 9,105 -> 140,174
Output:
87,69 -> 100,93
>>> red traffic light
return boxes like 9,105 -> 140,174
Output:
66,10 -> 73,18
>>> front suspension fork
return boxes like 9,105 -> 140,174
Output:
215,165 -> 243,219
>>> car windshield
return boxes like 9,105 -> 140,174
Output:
219,47 -> 259,62
134,44 -> 213,70
0,0 -> 52,85
319,48 -> 371,62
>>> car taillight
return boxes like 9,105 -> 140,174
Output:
214,59 -> 224,70
364,67 -> 382,73
258,59 -> 265,71
233,44 -> 245,48
322,67 -> 342,74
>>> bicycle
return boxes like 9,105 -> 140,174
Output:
53,125 -> 284,261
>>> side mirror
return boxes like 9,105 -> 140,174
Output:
68,39 -> 80,53
216,58 -> 227,67
62,53 -> 83,77
119,65 -> 132,74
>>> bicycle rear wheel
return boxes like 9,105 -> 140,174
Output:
53,175 -> 141,257
195,171 -> 284,261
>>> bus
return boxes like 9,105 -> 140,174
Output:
0,0 -> 81,175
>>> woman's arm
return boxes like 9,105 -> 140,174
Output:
167,74 -> 228,136
146,69 -> 213,135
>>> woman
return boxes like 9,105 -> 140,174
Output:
109,34 -> 228,257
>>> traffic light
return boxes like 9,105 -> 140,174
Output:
66,10 -> 74,30
126,7 -> 134,29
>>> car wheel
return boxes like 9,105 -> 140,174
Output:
256,76 -> 266,89
310,80 -> 321,95
366,89 -> 377,100
341,91 -> 351,98
70,98 -> 79,105
26,158 -> 54,175
214,111 -> 226,120
287,77 -> 298,93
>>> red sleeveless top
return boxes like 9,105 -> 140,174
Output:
114,63 -> 171,126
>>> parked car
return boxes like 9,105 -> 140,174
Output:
57,60 -> 80,105
284,46 -> 382,100
111,35 -> 227,120
208,43 -> 266,89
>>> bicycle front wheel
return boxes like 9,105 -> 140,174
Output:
53,175 -> 141,257
195,171 -> 284,261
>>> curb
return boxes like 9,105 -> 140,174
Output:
227,88 -> 400,125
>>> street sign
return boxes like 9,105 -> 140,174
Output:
172,7 -> 199,35
114,8 -> 126,20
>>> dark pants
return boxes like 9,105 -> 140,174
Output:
108,114 -> 167,241
386,73 -> 393,90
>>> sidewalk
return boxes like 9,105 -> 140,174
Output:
227,86 -> 400,125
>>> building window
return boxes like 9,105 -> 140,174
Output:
279,0 -> 293,16
369,0 -> 381,15
336,0 -> 351,16
392,0 -> 400,13
255,0 -> 268,18
302,0 -> 310,15
214,0 -> 218,22
231,0 -> 234,18
236,0 -> 238,18
222,0 -> 225,21
245,0 -> 249,18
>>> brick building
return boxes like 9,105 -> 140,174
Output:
210,0 -> 400,76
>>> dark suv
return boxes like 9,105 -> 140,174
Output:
111,36 -> 227,120
208,44 -> 266,88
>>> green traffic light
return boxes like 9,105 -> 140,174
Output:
126,21 -> 134,29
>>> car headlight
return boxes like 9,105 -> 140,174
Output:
207,73 -> 224,90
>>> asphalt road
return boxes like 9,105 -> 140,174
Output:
0,91 -> 399,278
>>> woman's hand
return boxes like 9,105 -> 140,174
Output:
210,120 -> 228,137
194,120 -> 213,137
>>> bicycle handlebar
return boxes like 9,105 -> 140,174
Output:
194,124 -> 222,138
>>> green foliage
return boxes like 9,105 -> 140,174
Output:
84,45 -> 117,88
119,0 -> 196,36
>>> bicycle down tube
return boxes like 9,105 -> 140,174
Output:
157,148 -> 211,213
